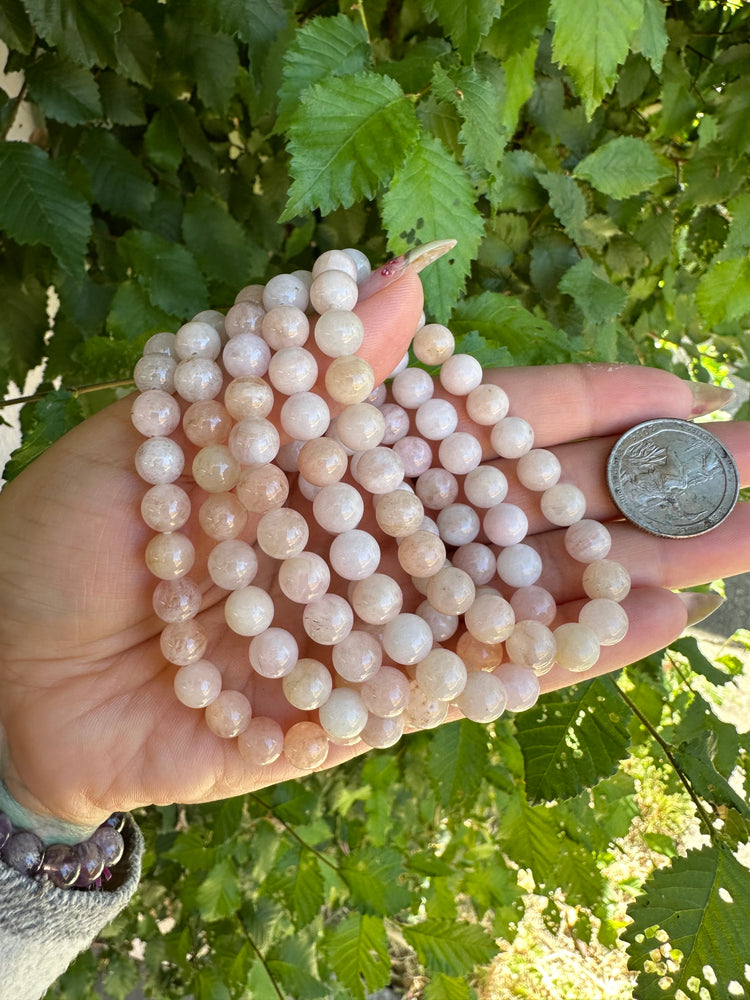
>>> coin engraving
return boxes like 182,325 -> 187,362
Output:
606,418 -> 739,537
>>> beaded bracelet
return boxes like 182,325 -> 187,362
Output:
0,810 -> 126,889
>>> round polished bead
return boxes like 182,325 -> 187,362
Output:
153,577 -> 202,623
280,392 -> 330,440
464,592 -> 515,645
278,551 -> 330,603
222,333 -> 271,378
361,665 -> 411,717
228,418 -> 280,467
415,468 -> 459,510
225,300 -> 265,336
131,389 -> 181,438
516,449 -> 562,491
463,466 -> 507,509
332,630 -> 382,682
379,403 -> 410,445
175,321 -> 222,361
451,542 -> 497,586
283,721 -> 329,770
73,842 -> 105,886
174,358 -> 223,402
224,586 -> 274,636
313,482 -> 364,533
256,508 -> 309,559
456,632 -> 504,672
352,446 -> 404,494
135,437 -> 184,485
393,436 -> 432,477
496,543 -> 543,588
309,270 -> 358,313
493,663 -> 540,712
249,628 -> 299,678
564,519 -> 612,563
282,658 -> 333,710
263,273 -> 309,311
397,530 -> 446,578
389,351 -> 410,377
426,566 -> 476,616
42,844 -> 81,888
483,503 -> 528,547
144,331 -> 177,357
455,671 -> 507,723
505,620 -> 556,674
554,622 -> 600,672
581,559 -> 631,602
324,355 -> 375,405
329,529 -> 380,580
439,353 -> 483,395
404,683 -> 448,729
208,539 -> 259,590
160,619 -> 208,665
192,310 -> 226,336
490,417 -> 534,458
234,283 -> 265,306
375,490 -> 424,537
173,659 -> 222,708
2,831 -> 44,875
192,445 -> 240,493
416,648 -> 467,701
510,585 -> 556,626
392,368 -> 434,409
367,383 -> 387,407
540,483 -> 587,526
436,503 -> 480,546
224,376 -> 274,420
382,613 -> 433,665
360,713 -> 404,749
145,532 -> 195,580
465,383 -> 509,425
335,403 -> 385,452
314,308 -> 364,357
261,305 -> 309,350
312,249 -> 359,282
303,594 -> 354,645
183,399 -> 232,446
238,716 -> 284,766
578,598 -> 629,645
350,573 -> 403,624
342,247 -> 371,282
205,690 -> 252,739
141,483 -> 191,532
414,398 -> 458,440
134,354 -> 177,394
412,323 -> 455,365
235,464 -> 289,514
416,600 -> 458,642
319,688 -> 368,741
199,492 -> 248,541
268,347 -> 318,395
297,437 -> 348,486
439,432 -> 482,475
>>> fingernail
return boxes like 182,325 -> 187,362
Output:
676,591 -> 725,627
687,381 -> 735,417
357,238 -> 457,301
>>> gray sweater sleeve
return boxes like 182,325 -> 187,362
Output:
0,819 -> 143,1000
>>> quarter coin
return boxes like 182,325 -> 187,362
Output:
606,418 -> 739,537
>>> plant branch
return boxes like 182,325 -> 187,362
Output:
249,792 -> 340,872
236,918 -> 285,1000
0,379 -> 135,409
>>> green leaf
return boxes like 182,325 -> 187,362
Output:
0,272 -> 48,397
3,389 -> 84,482
381,134 -> 484,324
182,190 -> 267,289
163,828 -> 216,870
550,0 -> 644,118
558,257 -> 628,324
171,17 -> 239,114
24,0 -> 122,68
277,13 -> 370,132
427,719 -> 489,811
106,280 -> 179,341
669,636 -> 734,688
431,63 -> 506,176
144,109 -> 183,173
485,0 -> 549,58
424,973 -> 478,1000
0,0 -> 35,54
266,961 -> 330,1000
281,72 -> 420,221
672,732 -> 750,822
574,135 -> 671,199
203,0 -> 289,46
340,846 -> 411,916
624,846 -> 750,1000
632,0 -> 668,74
323,913 -> 390,1000
196,858 -> 241,922
267,847 -> 325,928
420,0 -> 500,63
78,130 -> 155,222
113,7 -> 156,86
450,290 -> 571,365
25,54 -> 102,125
118,230 -> 209,318
0,142 -> 91,275
535,170 -> 587,244
402,919 -> 496,977
97,71 -> 146,126
514,677 -> 632,803
696,256 -> 750,328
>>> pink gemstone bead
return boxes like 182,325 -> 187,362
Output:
416,600 -> 458,642
160,619 -> 208,666
540,483 -> 587,526
153,577 -> 202,623
238,716 -> 284,766
263,273 -> 309,311
463,465 -> 508,508
581,559 -> 631,602
564,519 -> 612,563
261,305 -> 309,350
314,308 -> 364,357
329,529 -> 381,580
436,503 -> 480,546
225,300 -> 265,336
249,627 -> 299,678
312,483 -> 364,533
332,631 -> 382,682
297,437 -> 348,486
379,403 -> 410,445
302,594 -> 354,645
438,432 -> 482,475
319,688 -> 368,741
483,503 -> 528,546
426,566 -> 476,616
205,690 -> 252,739
234,283 -> 265,306
268,347 -> 318,395
553,622 -> 600,672
278,551 -> 331,603
455,671 -> 507,723
456,632 -> 504,672
282,658 -> 333,710
223,376 -> 274,420
312,249 -> 359,282
135,437 -> 184,485
496,543 -> 543,588
490,416 -> 534,458
510,585 -> 556,626
183,400 -> 232,446
360,665 -> 411,717
465,383 -> 509,425
133,354 -> 177,393
173,357 -> 223,402
324,355 -> 375,405
145,532 -> 195,580
578,598 -> 629,646
131,390 -> 181,438
397,530 -> 446,578
192,444 -> 240,493
415,468 -> 459,510
439,354 -> 483,395
173,660 -> 222,709
349,573 -> 403,625
280,392 -> 330,440
516,449 -> 562,491
224,586 -> 274,636
414,398 -> 458,440
416,648 -> 467,701
404,682 -> 448,730
222,333 -> 271,378
381,613 -> 433,665
235,464 -> 289,515
451,542 -> 497,586
360,713 -> 404,749
256,508 -> 309,560
352,447 -> 404,494
392,436 -> 433,477
198,492 -> 248,541
375,490 -> 424,537
335,403 -> 386,451
309,270 -> 358,312
228,418 -> 280,467
492,663 -> 539,712
207,539 -> 259,590
141,483 -> 191,532
175,321 -> 222,361
283,721 -> 329,770
412,323 -> 455,365
464,592 -> 515,644
392,368 -> 434,409
505,620 -> 557,674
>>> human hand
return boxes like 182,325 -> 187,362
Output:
0,265 -> 746,830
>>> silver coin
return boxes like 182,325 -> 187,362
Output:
606,418 -> 739,538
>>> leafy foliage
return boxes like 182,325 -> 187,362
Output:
1,1 -> 749,998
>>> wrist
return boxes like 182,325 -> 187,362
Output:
0,779 -> 100,846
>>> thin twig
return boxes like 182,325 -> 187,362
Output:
249,792 -> 340,872
236,918 -> 285,1000
0,378 -> 135,409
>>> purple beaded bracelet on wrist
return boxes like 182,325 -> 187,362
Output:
0,811 -> 126,889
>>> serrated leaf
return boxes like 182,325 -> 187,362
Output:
426,719 -> 489,810
163,828 -> 216,870
281,72 -> 420,221
202,0 -> 289,45
550,0 -> 644,118
3,389 -> 84,482
424,973 -> 477,1000
324,913 -> 390,1000
632,0 -> 668,74
485,0 -> 549,59
25,54 -> 102,125
624,846 -> 750,1000
535,170 -> 587,244
106,280 -> 179,341
515,676 -> 632,803
24,0 -> 122,68
339,846 -> 411,916
170,16 -> 239,114
381,134 -> 484,323
0,142 -> 91,275
432,63 -> 506,176
264,845 -> 325,928
182,190 -> 267,289
669,636 -> 733,687
420,0 -> 500,63
196,858 -> 241,922
118,230 -> 209,318
402,919 -> 496,977
79,130 -> 155,222
574,135 -> 670,199
267,961 -> 329,1000
97,71 -> 146,126
696,256 -> 750,328
558,258 -> 627,324
113,7 -> 156,86
0,0 -> 35,53
450,290 -> 571,365
672,732 -> 750,822
144,109 -> 183,173
0,272 -> 48,397
277,13 -> 370,132
501,41 -> 538,133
